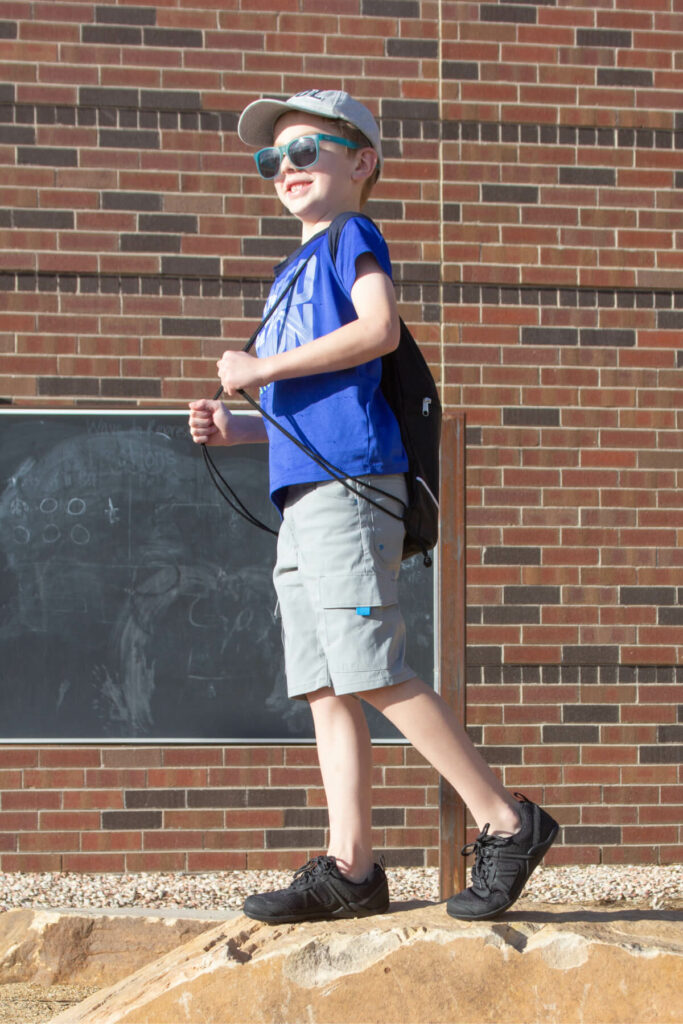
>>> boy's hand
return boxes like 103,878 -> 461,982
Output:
188,399 -> 233,445
217,350 -> 265,396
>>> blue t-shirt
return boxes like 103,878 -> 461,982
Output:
254,215 -> 408,511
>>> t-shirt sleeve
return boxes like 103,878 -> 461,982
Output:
334,216 -> 393,297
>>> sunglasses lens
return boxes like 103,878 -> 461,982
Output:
257,148 -> 281,179
288,136 -> 318,169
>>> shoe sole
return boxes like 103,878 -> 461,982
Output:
244,902 -> 391,925
446,823 -> 560,922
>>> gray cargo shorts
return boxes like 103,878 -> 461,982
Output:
273,474 -> 416,700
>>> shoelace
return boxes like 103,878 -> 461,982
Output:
291,855 -> 336,889
460,824 -> 509,894
461,824 -> 536,895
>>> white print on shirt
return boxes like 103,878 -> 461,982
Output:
256,255 -> 317,365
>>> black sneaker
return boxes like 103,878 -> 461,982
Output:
243,855 -> 390,924
446,793 -> 560,921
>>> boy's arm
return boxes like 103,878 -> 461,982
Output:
216,254 -> 400,396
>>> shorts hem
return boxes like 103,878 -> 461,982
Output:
288,665 -> 415,701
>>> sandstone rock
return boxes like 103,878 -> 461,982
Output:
50,902 -> 683,1024
0,909 -> 213,988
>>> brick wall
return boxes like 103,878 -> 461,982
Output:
0,0 -> 681,870
0,746 -> 440,873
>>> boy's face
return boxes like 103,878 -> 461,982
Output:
270,113 -> 376,233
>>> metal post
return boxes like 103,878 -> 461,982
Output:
438,412 -> 467,900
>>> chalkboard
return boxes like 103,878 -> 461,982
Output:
0,411 -> 434,742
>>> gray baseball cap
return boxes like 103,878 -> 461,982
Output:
238,89 -> 383,173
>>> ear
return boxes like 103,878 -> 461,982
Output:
351,147 -> 378,183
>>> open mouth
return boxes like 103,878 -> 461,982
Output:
285,177 -> 313,196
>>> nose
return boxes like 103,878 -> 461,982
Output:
270,153 -> 289,183
278,149 -> 297,176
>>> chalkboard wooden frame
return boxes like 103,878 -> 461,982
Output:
0,409 -> 436,744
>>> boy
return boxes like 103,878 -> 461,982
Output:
188,88 -> 559,923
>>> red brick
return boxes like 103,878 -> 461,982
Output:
373,747 -> 406,766
40,811 -> 100,831
639,804 -> 683,825
223,747 -> 285,767
163,809 -> 224,830
2,791 -> 61,811
0,770 -> 23,789
601,725 -> 657,744
0,749 -> 39,768
19,831 -> 80,852
101,748 -> 162,768
84,769 -> 148,789
603,786 -> 660,805
546,845 -> 601,866
544,785 -> 601,805
188,851 -> 249,871
245,850 -> 303,870
623,826 -> 679,846
125,852 -> 186,872
204,830 -> 266,850
146,769 -> 207,788
81,832 -> 142,853
143,830 -> 204,851
483,726 -> 541,745
596,840 -> 655,866
62,854 -> 127,872
208,768 -> 269,787
386,827 -> 439,847
504,705 -> 561,725
581,745 -> 639,765
521,685 -> 579,705
626,704 -> 679,729
659,845 -> 683,864
372,787 -> 428,807
504,766 -> 564,787
384,767 -> 438,787
269,767 -> 324,787
583,804 -> 638,826
564,766 -> 622,785
304,789 -> 327,808
23,769 -> 85,790
524,745 -> 580,765
0,811 -> 38,830
406,808 -> 439,828
1,854 -> 63,871
62,789 -> 123,811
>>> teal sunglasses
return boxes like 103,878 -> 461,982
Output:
254,133 -> 360,179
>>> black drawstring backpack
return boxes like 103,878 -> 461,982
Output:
202,212 -> 442,566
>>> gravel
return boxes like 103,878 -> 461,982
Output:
0,983 -> 99,1024
0,864 -> 681,913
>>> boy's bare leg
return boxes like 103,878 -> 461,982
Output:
307,687 -> 375,882
363,676 -> 522,836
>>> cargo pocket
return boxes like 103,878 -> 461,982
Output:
318,574 -> 407,683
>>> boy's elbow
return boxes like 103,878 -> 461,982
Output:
357,311 -> 400,357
